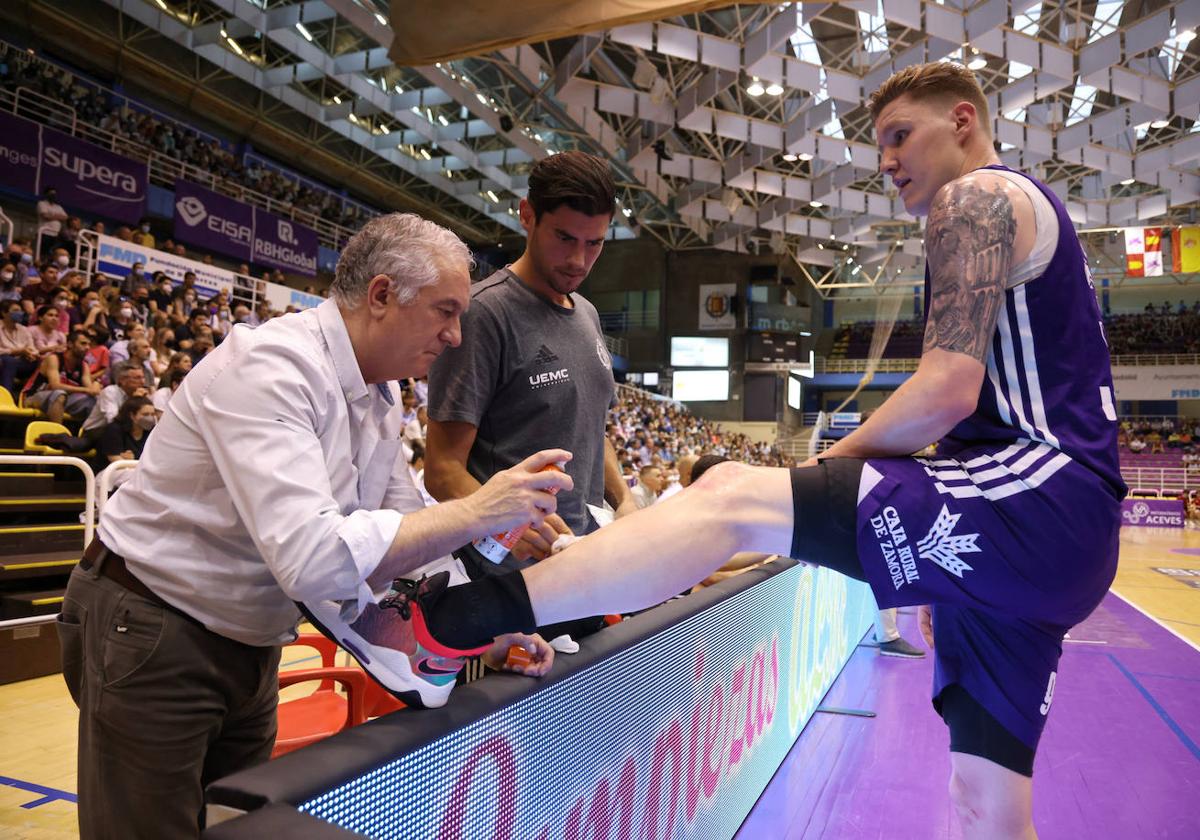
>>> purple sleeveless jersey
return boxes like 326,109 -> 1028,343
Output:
851,166 -> 1126,749
936,164 -> 1126,499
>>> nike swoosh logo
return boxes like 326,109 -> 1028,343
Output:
416,659 -> 461,676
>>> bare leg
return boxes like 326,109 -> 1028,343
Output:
523,462 -> 796,626
949,752 -> 1037,840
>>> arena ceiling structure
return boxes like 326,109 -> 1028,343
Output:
63,0 -> 1200,294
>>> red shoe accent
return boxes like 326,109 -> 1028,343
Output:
410,602 -> 492,658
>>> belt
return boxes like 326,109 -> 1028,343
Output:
81,539 -> 167,607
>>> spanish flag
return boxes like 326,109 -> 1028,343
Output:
1172,227 -> 1200,274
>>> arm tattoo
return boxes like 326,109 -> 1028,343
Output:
922,178 -> 1016,363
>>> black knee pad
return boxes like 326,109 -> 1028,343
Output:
788,458 -> 867,581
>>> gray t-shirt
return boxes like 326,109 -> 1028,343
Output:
428,268 -> 616,569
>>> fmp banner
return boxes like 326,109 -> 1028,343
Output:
0,110 -> 147,223
173,179 -> 319,276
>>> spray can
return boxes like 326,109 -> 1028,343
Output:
474,462 -> 565,563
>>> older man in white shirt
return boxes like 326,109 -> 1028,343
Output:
59,214 -> 570,839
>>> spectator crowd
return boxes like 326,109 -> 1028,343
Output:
0,242 -> 310,471
0,42 -> 375,230
1119,417 -> 1200,456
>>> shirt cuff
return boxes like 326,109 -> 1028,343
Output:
335,508 -> 403,621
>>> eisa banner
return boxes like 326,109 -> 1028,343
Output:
173,179 -> 253,262
0,110 -> 147,222
299,566 -> 876,839
173,179 -> 319,276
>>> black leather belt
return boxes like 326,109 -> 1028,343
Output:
80,539 -> 166,607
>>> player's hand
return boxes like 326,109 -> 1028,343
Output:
510,513 -> 573,562
470,449 -> 573,534
797,456 -> 820,469
482,632 -> 554,676
917,605 -> 934,648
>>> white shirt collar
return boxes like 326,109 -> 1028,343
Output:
315,299 -> 370,404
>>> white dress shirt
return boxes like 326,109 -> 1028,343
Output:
81,384 -> 127,432
99,299 -> 424,646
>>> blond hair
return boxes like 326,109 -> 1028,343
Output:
868,61 -> 991,133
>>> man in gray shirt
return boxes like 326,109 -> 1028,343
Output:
427,151 -> 636,585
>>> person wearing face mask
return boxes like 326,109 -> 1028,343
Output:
129,285 -> 151,325
0,265 -> 20,303
132,220 -> 155,249
36,187 -> 68,254
52,290 -> 74,333
73,290 -> 107,332
51,248 -> 71,271
0,300 -> 39,392
98,395 -> 156,466
107,297 -> 136,343
149,273 -> 174,313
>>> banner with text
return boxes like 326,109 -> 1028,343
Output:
173,179 -> 319,276
297,566 -> 877,839
94,233 -> 235,299
91,232 -> 320,311
1120,498 -> 1184,528
1110,365 -> 1200,401
0,110 -> 147,223
173,179 -> 253,263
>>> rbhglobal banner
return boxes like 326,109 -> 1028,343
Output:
296,566 -> 877,839
173,179 -> 318,276
0,110 -> 148,223
1111,365 -> 1200,401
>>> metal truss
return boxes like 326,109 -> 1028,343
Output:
33,1 -> 1200,291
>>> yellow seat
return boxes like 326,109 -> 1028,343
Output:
0,386 -> 39,419
23,421 -> 94,458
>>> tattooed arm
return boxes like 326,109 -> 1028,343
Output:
811,173 -> 1027,461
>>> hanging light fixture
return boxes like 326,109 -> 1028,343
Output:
746,77 -> 765,97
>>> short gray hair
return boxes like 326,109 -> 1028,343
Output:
331,213 -> 474,307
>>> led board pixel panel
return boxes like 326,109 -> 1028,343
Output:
299,567 -> 876,839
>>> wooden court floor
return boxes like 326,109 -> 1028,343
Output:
3,526 -> 1199,839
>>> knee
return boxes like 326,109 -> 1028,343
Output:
949,771 -> 1035,839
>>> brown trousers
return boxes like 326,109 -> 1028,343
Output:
58,562 -> 281,839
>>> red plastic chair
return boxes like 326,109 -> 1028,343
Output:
362,678 -> 406,719
272,633 -> 367,758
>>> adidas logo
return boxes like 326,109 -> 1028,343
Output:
534,345 -> 559,365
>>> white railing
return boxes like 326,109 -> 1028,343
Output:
815,353 -> 1199,374
815,357 -> 920,373
1109,354 -> 1200,367
598,310 -> 660,332
1122,467 -> 1200,494
96,460 -> 138,521
0,85 -> 361,252
0,454 -> 95,548
0,454 -> 94,632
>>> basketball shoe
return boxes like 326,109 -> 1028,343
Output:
298,572 -> 491,709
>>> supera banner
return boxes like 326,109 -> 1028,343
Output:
297,565 -> 877,839
0,110 -> 147,223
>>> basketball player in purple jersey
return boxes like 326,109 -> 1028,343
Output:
351,62 -> 1122,838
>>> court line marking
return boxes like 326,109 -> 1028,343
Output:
1109,588 -> 1200,654
1132,672 -> 1200,684
1107,655 -> 1200,762
0,775 -> 77,809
